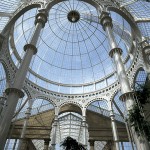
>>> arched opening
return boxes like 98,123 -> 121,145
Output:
53,112 -> 83,149
6,98 -> 55,149
59,103 -> 82,115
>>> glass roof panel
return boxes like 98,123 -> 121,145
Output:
0,0 -> 22,32
55,112 -> 82,145
10,0 -> 132,94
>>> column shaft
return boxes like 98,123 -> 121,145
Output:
51,119 -> 58,150
100,11 -> 150,150
0,10 -> 47,149
17,101 -> 33,150
140,40 -> 150,80
110,110 -> 120,150
82,117 -> 88,148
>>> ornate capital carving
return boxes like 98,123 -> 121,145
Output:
5,88 -> 24,98
100,11 -> 113,30
109,48 -> 123,58
24,44 -> 37,54
119,91 -> 135,102
35,10 -> 48,28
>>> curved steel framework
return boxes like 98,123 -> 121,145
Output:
0,0 -> 150,150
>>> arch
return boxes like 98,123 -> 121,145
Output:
2,2 -> 42,34
46,0 -> 103,13
133,67 -> 147,89
59,102 -> 82,115
0,60 -> 12,87
111,90 -> 126,116
85,98 -> 109,109
107,6 -> 141,40
87,99 -> 108,110
35,95 -> 57,107
31,98 -> 54,115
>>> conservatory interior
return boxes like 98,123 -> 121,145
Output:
0,0 -> 150,150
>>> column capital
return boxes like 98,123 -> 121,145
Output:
5,88 -> 24,98
24,44 -> 37,54
109,48 -> 123,58
109,110 -> 115,118
143,46 -> 150,56
140,38 -> 149,47
100,11 -> 113,30
119,91 -> 135,102
35,9 -> 48,28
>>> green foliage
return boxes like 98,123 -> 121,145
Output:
61,136 -> 86,150
128,104 -> 150,140
135,83 -> 150,106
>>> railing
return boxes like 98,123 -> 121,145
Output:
87,105 -> 124,123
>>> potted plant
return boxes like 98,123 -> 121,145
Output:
60,136 -> 86,150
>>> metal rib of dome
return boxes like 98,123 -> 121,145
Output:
10,0 -> 132,94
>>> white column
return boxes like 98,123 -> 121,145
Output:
51,116 -> 58,150
108,100 -> 120,150
140,39 -> 150,80
0,9 -> 48,149
17,100 -> 33,150
82,116 -> 88,148
109,109 -> 120,150
100,11 -> 150,150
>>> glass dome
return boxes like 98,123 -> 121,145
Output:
10,0 -> 132,94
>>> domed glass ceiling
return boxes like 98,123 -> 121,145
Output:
10,0 -> 132,94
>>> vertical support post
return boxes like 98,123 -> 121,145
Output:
108,100 -> 120,150
82,116 -> 88,148
89,139 -> 95,150
100,11 -> 150,150
44,139 -> 50,150
0,9 -> 48,149
110,110 -> 120,150
140,38 -> 150,80
17,100 -> 33,150
51,116 -> 58,150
